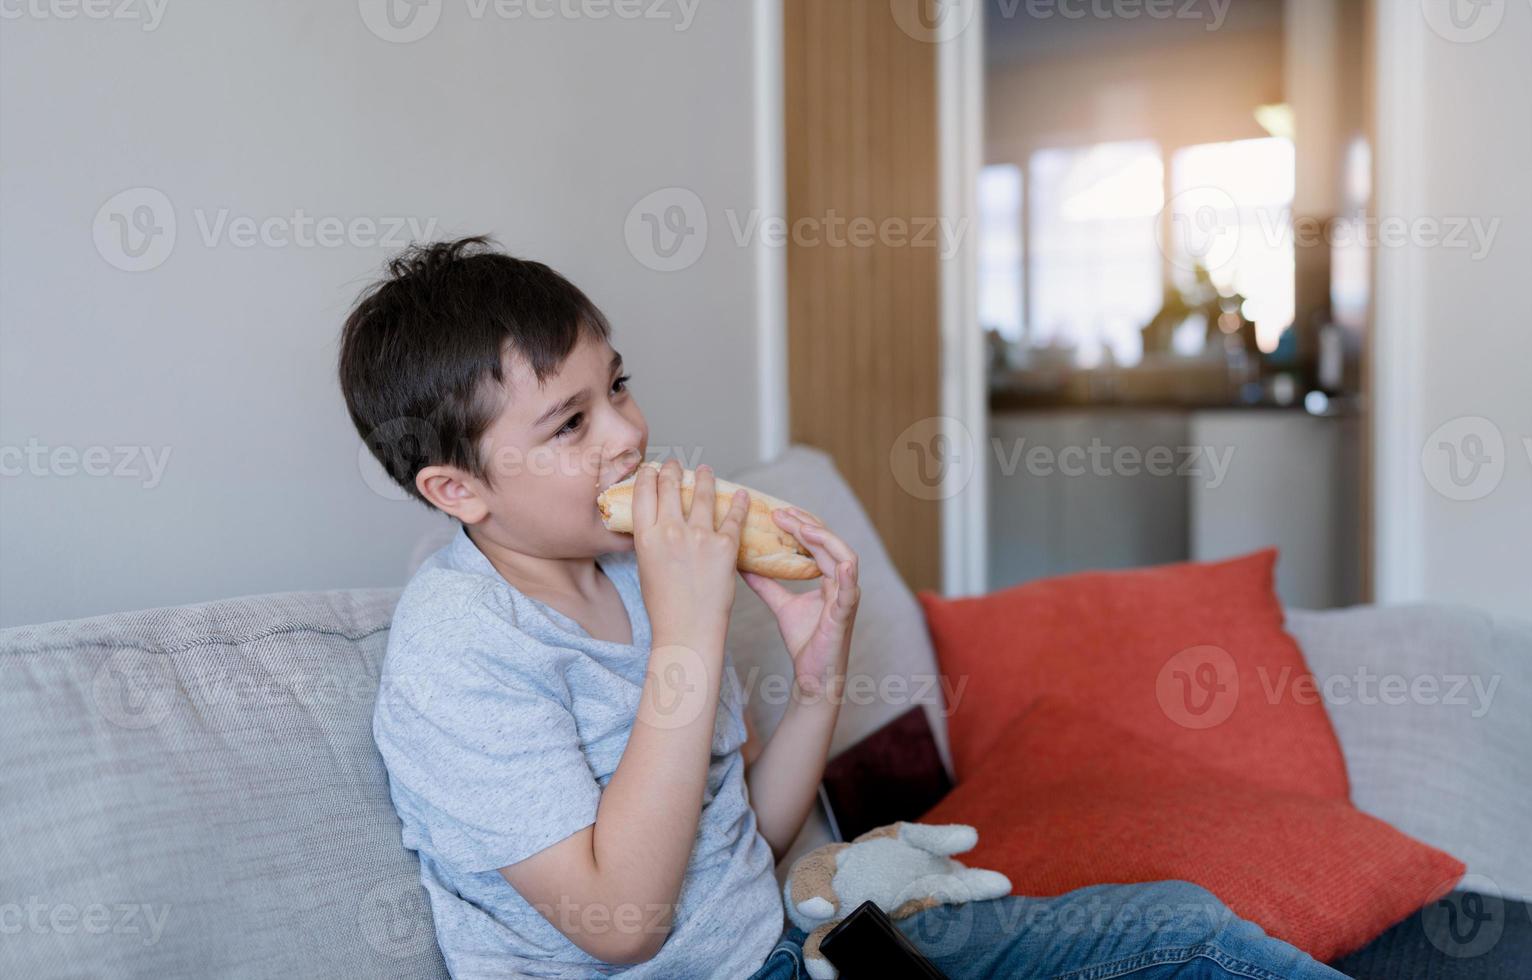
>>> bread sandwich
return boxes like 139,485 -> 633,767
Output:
596,462 -> 822,580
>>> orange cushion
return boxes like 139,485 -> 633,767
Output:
922,699 -> 1465,962
917,550 -> 1349,799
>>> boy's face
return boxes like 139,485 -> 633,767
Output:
422,331 -> 648,557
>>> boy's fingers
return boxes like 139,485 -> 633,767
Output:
829,563 -> 860,621
691,464 -> 717,527
790,523 -> 840,581
657,458 -> 684,522
719,487 -> 750,541
632,463 -> 657,529
775,511 -> 857,580
800,523 -> 856,566
772,511 -> 827,573
784,506 -> 823,528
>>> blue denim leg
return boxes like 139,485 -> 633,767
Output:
892,881 -> 1349,980
744,925 -> 811,980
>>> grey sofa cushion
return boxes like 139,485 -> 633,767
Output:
0,589 -> 447,980
1287,604 -> 1532,902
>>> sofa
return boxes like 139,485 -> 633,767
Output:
2,445 -> 1527,978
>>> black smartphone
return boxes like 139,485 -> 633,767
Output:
819,900 -> 949,980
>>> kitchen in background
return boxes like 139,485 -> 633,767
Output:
980,0 -> 1368,608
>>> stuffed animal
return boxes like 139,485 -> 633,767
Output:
783,822 -> 1012,979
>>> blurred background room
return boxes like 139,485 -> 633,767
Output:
979,0 -> 1369,608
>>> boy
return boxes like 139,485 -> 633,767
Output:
342,235 -> 855,978
340,237 -> 1346,979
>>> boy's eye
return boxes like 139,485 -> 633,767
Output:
555,413 -> 584,438
554,376 -> 630,439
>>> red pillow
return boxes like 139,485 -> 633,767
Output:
922,699 -> 1464,962
917,550 -> 1349,799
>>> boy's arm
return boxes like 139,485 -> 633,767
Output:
743,681 -> 844,861
741,709 -> 764,766
500,461 -> 750,966
499,625 -> 727,965
738,505 -> 859,862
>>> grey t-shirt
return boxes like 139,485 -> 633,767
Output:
373,525 -> 783,978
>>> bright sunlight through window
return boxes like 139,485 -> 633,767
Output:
1170,137 -> 1296,353
978,164 -> 1024,342
1028,140 -> 1163,368
978,136 -> 1297,367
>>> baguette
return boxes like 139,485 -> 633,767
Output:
596,462 -> 822,580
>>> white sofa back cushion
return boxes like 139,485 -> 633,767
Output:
1287,604 -> 1532,901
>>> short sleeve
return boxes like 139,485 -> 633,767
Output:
373,625 -> 601,874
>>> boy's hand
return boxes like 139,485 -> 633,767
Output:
633,459 -> 750,646
741,509 -> 859,698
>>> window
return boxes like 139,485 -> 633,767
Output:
978,164 -> 1024,342
981,135 -> 1297,367
1169,137 -> 1295,352
1028,140 -> 1163,367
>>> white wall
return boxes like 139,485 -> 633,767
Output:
0,1 -> 783,627
1373,0 -> 1532,618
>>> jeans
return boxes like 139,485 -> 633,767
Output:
746,880 -> 1347,979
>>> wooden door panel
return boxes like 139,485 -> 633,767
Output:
784,0 -> 942,592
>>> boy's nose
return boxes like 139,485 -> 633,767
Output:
609,419 -> 647,468
603,445 -> 645,489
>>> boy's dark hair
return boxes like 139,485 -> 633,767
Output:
338,235 -> 611,508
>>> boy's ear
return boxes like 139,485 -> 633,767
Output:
416,465 -> 491,525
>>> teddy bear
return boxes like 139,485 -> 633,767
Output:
783,821 -> 1012,979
